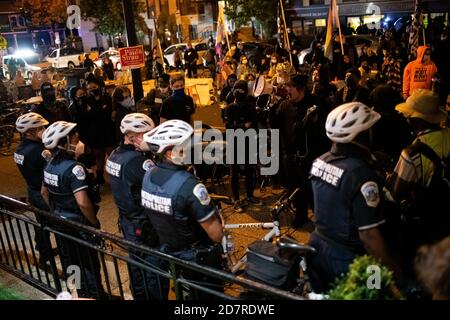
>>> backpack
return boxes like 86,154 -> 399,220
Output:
403,141 -> 450,245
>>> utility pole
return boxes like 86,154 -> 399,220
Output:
122,0 -> 144,102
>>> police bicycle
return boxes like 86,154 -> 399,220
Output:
210,188 -> 317,297
0,105 -> 23,156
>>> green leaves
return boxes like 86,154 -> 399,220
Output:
23,0 -> 68,28
79,0 -> 148,37
224,0 -> 277,39
327,255 -> 404,300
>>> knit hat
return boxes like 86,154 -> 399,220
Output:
395,89 -> 447,124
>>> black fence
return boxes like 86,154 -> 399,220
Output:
0,194 -> 302,300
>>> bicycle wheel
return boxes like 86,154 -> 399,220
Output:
0,125 -> 17,156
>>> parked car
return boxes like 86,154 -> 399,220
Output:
298,35 -> 380,65
93,49 -> 122,70
2,51 -> 45,79
45,47 -> 84,69
239,41 -> 274,67
164,42 -> 208,68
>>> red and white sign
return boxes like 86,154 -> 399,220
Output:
119,45 -> 145,70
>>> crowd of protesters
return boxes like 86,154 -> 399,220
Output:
6,19 -> 450,301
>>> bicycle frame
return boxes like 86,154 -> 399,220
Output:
222,219 -> 282,274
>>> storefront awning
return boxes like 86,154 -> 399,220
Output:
287,0 -> 450,19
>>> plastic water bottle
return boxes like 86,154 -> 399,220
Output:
226,234 -> 235,252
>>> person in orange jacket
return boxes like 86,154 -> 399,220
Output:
403,46 -> 438,100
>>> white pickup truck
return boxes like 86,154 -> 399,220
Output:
45,47 -> 84,69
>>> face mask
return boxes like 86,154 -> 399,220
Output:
76,95 -> 86,103
173,88 -> 184,95
346,77 -> 357,88
441,36 -> 447,41
90,88 -> 101,96
67,140 -> 84,156
120,96 -> 134,108
43,94 -> 56,105
231,46 -> 236,50
160,87 -> 169,93
271,59 -> 277,64
242,60 -> 248,64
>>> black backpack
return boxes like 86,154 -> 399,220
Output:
404,141 -> 450,244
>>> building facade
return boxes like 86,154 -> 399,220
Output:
287,0 -> 450,43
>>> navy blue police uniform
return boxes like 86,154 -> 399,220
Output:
141,160 -> 222,299
43,151 -> 105,299
106,143 -> 158,300
14,139 -> 52,260
307,143 -> 385,293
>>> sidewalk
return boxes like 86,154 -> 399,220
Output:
0,267 -> 52,300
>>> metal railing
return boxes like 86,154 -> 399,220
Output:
0,194 -> 302,300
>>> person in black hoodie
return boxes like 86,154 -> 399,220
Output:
274,74 -> 330,227
85,78 -> 116,183
334,68 -> 370,107
224,80 -> 262,212
370,84 -> 414,172
32,82 -> 72,124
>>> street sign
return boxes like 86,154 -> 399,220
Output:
118,45 -> 145,70
0,35 -> 7,50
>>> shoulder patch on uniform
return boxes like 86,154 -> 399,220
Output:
142,159 -> 155,171
72,165 -> 86,181
193,183 -> 211,206
360,181 -> 380,208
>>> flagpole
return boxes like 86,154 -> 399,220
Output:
336,3 -> 344,55
279,0 -> 293,65
152,11 -> 164,67
218,3 -> 231,58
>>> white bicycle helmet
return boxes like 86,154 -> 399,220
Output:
15,112 -> 49,133
325,102 -> 381,143
42,121 -> 77,149
120,113 -> 155,134
143,119 -> 193,154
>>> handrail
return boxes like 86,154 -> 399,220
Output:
0,194 -> 303,300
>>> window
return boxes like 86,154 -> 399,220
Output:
195,43 -> 207,51
315,19 -> 326,27
310,0 -> 324,5
49,50 -> 57,58
189,25 -> 198,40
165,46 -> 177,55
60,48 -> 69,56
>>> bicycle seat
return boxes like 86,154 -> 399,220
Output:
276,236 -> 316,255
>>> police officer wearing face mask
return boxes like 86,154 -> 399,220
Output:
40,121 -> 106,299
14,113 -> 54,266
141,120 -> 224,300
307,103 -> 402,293
141,73 -> 172,126
106,113 -> 159,300
32,82 -> 72,124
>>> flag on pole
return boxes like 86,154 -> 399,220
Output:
408,0 -> 423,61
277,1 -> 289,50
215,3 -> 229,58
152,12 -> 164,66
324,0 -> 342,62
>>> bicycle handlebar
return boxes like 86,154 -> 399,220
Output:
210,193 -> 233,205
